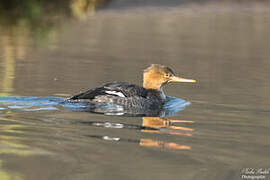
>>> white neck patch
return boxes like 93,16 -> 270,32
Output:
160,88 -> 166,100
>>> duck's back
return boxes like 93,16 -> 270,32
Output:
68,82 -> 164,109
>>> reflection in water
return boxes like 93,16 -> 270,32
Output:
74,95 -> 194,150
0,96 -> 194,150
140,139 -> 191,150
0,0 -> 109,97
0,115 -> 51,156
83,116 -> 193,150
0,160 -> 22,180
0,135 -> 32,156
142,117 -> 194,135
0,37 -> 15,96
140,116 -> 193,150
0,115 -> 50,180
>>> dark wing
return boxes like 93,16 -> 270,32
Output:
69,82 -> 147,100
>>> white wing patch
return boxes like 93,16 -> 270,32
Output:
105,90 -> 125,97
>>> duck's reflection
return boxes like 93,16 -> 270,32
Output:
140,138 -> 191,150
140,117 -> 193,150
79,116 -> 194,150
142,117 -> 194,136
66,96 -> 194,150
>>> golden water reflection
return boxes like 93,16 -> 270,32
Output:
140,139 -> 191,150
0,115 -> 39,156
139,117 -> 194,150
0,115 -> 51,180
0,160 -> 22,180
142,117 -> 194,135
0,36 -> 15,96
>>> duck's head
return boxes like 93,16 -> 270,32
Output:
143,64 -> 196,90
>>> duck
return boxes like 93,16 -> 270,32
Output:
68,64 -> 196,110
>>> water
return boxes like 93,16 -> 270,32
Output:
0,1 -> 270,180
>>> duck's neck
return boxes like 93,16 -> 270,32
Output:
143,74 -> 163,90
143,78 -> 166,101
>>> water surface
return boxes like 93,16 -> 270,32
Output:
0,1 -> 270,180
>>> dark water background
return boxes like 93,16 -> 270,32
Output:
0,0 -> 270,180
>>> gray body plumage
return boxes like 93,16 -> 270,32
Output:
68,82 -> 165,110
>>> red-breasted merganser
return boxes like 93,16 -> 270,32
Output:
68,64 -> 196,110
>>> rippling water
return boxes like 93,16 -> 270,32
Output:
0,1 -> 270,180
